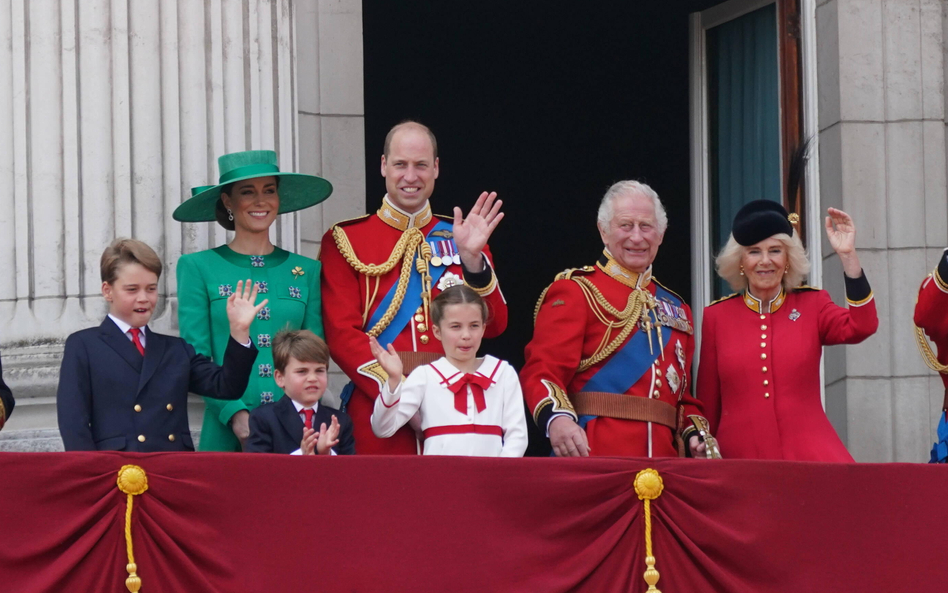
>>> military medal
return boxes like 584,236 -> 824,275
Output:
666,364 -> 681,393
438,271 -> 463,291
429,241 -> 443,267
675,340 -> 686,373
446,241 -> 461,265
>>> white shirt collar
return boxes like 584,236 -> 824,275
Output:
108,314 -> 147,347
290,398 -> 319,415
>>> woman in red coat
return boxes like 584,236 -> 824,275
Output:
696,201 -> 878,462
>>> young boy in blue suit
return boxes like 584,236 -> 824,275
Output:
245,330 -> 354,455
57,238 -> 265,452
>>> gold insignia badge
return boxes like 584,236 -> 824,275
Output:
430,229 -> 454,238
551,299 -> 565,308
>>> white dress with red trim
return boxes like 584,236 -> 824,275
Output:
371,355 -> 528,457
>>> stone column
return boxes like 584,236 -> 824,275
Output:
0,0 -> 302,447
817,0 -> 948,461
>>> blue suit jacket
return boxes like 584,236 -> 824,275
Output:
57,318 -> 257,452
0,353 -> 13,431
245,393 -> 355,455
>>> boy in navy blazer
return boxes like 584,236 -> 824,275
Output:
57,238 -> 265,452
246,330 -> 354,455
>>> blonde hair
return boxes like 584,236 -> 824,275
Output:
715,231 -> 810,292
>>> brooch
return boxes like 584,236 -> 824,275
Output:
260,392 -> 274,404
256,306 -> 271,321
257,334 -> 271,348
250,255 -> 265,268
292,266 -> 305,277
218,284 -> 233,297
255,281 -> 268,294
288,286 -> 301,299
789,309 -> 801,322
258,364 -> 273,378
437,271 -> 464,291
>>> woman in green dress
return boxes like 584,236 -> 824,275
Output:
173,150 -> 332,451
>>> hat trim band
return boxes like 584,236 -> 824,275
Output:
219,163 -> 281,184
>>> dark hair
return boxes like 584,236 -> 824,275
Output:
272,329 -> 330,373
431,285 -> 488,326
100,238 -> 163,284
214,177 -> 281,230
383,120 -> 439,159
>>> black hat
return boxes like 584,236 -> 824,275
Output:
732,200 -> 794,246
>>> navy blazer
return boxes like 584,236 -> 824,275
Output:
0,353 -> 13,431
57,317 -> 257,452
246,393 -> 355,455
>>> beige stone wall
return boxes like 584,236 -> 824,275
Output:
817,0 -> 948,461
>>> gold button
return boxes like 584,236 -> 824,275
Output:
416,323 -> 427,332
764,393 -> 770,398
655,369 -> 662,377
763,380 -> 769,386
414,314 -> 424,322
760,342 -> 766,348
761,334 -> 767,339
761,353 -> 767,360
166,404 -> 173,411
760,314 -> 766,320
652,390 -> 660,397
138,435 -> 146,443
762,366 -> 768,372
168,434 -> 175,442
416,307 -> 423,314
420,335 -> 429,344
134,404 -> 142,412
655,379 -> 663,388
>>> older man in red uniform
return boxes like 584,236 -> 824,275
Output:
320,121 -> 507,454
915,248 -> 948,462
521,181 -> 709,458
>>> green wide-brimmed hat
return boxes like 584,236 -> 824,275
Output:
172,150 -> 333,222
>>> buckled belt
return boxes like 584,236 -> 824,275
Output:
571,391 -> 677,430
398,351 -> 441,375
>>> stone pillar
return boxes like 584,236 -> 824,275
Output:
0,0 -> 305,447
295,0 -> 367,401
817,0 -> 948,461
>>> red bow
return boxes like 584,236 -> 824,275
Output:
447,373 -> 492,415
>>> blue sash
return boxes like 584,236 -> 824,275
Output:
368,220 -> 454,347
930,412 -> 948,463
577,284 -> 680,428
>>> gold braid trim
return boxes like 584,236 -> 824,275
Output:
117,465 -> 148,593
571,277 -> 654,373
332,226 -> 429,338
915,325 -> 948,374
634,469 -> 664,592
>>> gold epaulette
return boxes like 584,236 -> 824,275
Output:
793,285 -> 820,292
533,266 -> 595,324
707,292 -> 740,307
331,213 -> 372,228
652,279 -> 686,304
554,265 -> 595,281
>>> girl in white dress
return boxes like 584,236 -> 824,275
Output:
369,285 -> 528,457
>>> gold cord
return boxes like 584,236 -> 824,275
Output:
333,226 -> 429,337
116,465 -> 148,593
915,325 -> 948,373
571,277 -> 657,372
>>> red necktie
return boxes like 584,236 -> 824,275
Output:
302,408 -> 315,431
447,373 -> 492,415
129,328 -> 145,357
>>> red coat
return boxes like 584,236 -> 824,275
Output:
914,252 -> 948,394
520,261 -> 703,458
697,283 -> 878,462
320,200 -> 507,454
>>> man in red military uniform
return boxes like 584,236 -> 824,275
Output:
521,180 -> 710,458
915,248 -> 948,462
320,121 -> 508,454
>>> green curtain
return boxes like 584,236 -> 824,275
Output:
708,3 -> 781,299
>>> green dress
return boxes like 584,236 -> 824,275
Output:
176,245 -> 322,451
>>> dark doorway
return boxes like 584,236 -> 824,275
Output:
363,1 -> 723,454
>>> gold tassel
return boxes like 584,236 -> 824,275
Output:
634,468 -> 665,592
117,465 -> 149,593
